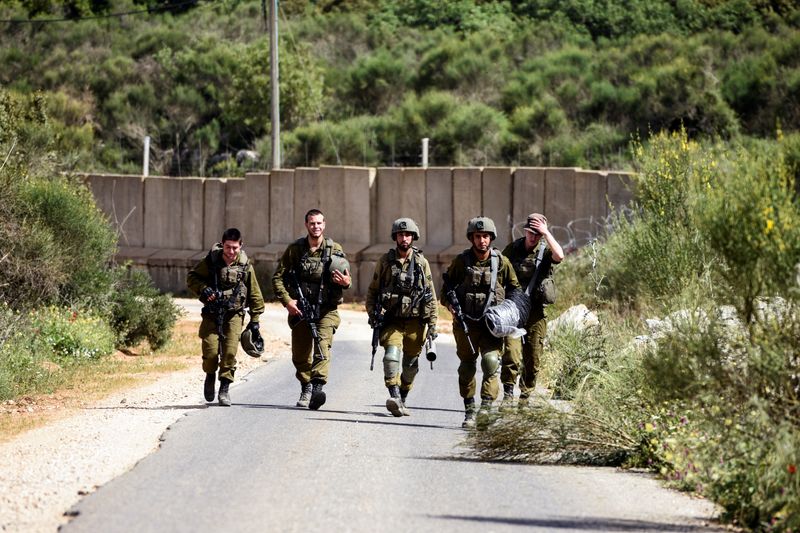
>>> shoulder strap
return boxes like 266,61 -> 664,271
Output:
484,249 -> 500,310
525,243 -> 549,296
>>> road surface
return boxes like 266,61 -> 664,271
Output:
61,307 -> 722,532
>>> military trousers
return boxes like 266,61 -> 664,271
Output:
289,309 -> 340,385
380,317 -> 426,391
453,318 -> 503,401
501,306 -> 546,397
199,311 -> 245,382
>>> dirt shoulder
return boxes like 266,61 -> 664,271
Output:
0,300 -> 290,533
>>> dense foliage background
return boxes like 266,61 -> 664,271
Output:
0,89 -> 179,400
1,0 -> 799,174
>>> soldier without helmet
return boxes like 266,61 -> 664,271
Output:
272,209 -> 351,410
187,228 -> 265,406
500,213 -> 564,406
441,216 -> 520,428
366,218 -> 439,417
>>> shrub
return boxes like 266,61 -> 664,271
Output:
111,269 -> 181,351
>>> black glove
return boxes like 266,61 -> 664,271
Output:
200,286 -> 214,303
248,322 -> 260,332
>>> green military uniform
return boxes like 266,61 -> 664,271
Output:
366,247 -> 438,396
442,248 -> 520,402
501,237 -> 559,398
272,237 -> 350,386
187,245 -> 265,383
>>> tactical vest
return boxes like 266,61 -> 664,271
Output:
379,248 -> 427,318
508,238 -> 538,286
206,245 -> 249,313
456,249 -> 504,320
509,238 -> 556,306
296,237 -> 343,309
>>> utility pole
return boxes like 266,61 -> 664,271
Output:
269,0 -> 281,169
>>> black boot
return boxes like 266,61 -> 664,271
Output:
462,397 -> 477,428
296,382 -> 312,408
386,385 -> 402,417
218,378 -> 232,407
308,380 -> 326,410
204,373 -> 215,402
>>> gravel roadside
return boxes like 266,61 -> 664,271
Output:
0,299 -> 288,533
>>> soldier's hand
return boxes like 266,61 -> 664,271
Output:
201,286 -> 218,303
286,300 -> 302,317
248,322 -> 260,332
332,268 -> 351,287
427,323 -> 438,339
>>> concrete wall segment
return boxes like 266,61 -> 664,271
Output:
243,172 -> 270,247
425,167 -> 453,247
481,167 -> 513,249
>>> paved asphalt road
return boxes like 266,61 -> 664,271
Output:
61,307 -> 723,533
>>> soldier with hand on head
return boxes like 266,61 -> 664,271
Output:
272,209 -> 351,411
366,218 -> 438,417
187,228 -> 265,406
500,213 -> 563,406
441,216 -> 520,428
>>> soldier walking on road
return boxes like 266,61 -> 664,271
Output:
366,218 -> 438,417
187,228 -> 265,406
272,209 -> 351,410
441,217 -> 520,428
500,213 -> 563,405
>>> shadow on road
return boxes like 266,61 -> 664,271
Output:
367,404 -> 464,414
430,514 -> 719,531
311,417 -> 461,431
236,402 -> 384,418
85,405 -> 208,411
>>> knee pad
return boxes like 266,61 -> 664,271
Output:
383,345 -> 401,379
481,351 -> 500,376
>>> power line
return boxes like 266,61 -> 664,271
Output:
0,0 -> 206,24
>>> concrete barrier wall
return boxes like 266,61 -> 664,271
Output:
85,167 -> 635,298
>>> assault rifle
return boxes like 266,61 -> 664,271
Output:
290,270 -> 323,360
442,272 -> 477,357
369,297 -> 385,371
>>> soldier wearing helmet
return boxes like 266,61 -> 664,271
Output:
272,209 -> 352,410
441,216 -> 520,427
187,228 -> 265,406
366,218 -> 438,417
501,213 -> 564,406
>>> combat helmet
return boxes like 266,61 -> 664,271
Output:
329,253 -> 350,274
391,218 -> 420,241
466,216 -> 497,241
240,327 -> 264,358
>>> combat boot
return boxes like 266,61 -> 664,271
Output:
386,385 -> 403,417
296,382 -> 312,408
308,380 -> 326,410
399,388 -> 410,416
218,378 -> 232,407
204,373 -> 215,402
477,398 -> 494,426
500,383 -> 515,409
462,397 -> 477,428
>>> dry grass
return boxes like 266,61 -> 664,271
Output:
0,320 -> 198,442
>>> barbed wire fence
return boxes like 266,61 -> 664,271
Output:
507,205 -> 636,254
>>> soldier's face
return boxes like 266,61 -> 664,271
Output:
305,214 -> 325,238
471,232 -> 491,253
222,240 -> 241,263
525,230 -> 540,250
395,231 -> 413,250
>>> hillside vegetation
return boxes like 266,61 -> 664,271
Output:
1,0 -> 799,174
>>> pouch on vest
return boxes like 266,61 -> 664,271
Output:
537,277 -> 557,305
